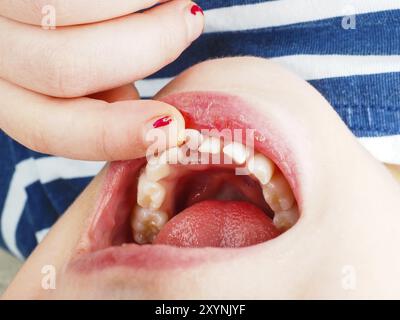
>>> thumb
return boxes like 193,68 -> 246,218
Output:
0,78 -> 185,161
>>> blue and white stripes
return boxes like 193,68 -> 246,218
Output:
1,0 -> 399,258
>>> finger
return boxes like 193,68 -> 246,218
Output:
89,84 -> 140,102
0,78 -> 184,161
0,0 -> 168,26
0,0 -> 204,98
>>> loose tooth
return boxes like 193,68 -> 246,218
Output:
185,129 -> 204,150
198,136 -> 221,154
145,159 -> 170,182
247,153 -> 275,185
262,170 -> 295,212
222,142 -> 250,165
131,206 -> 168,244
137,173 -> 166,209
273,206 -> 299,231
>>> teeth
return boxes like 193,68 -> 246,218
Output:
131,206 -> 168,244
137,173 -> 166,210
159,147 -> 184,165
247,153 -> 275,184
198,136 -> 221,154
262,170 -> 294,212
145,159 -> 170,182
222,142 -> 250,165
273,205 -> 299,231
185,129 -> 204,150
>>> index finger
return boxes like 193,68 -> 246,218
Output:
0,0 -> 168,26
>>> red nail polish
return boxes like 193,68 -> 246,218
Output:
190,4 -> 204,16
153,116 -> 172,128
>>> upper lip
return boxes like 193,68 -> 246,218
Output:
68,91 -> 304,272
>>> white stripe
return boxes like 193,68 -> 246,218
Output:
204,0 -> 400,33
1,157 -> 104,258
270,55 -> 400,80
358,135 -> 400,164
1,159 -> 38,259
35,228 -> 50,244
136,78 -> 172,98
136,55 -> 400,98
35,157 -> 104,184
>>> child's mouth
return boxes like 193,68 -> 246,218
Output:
70,91 -> 303,271
133,133 -> 297,247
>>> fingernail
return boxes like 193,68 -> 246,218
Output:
185,2 -> 204,41
190,4 -> 204,16
153,116 -> 172,128
144,115 -> 186,152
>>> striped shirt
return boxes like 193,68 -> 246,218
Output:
1,0 -> 399,259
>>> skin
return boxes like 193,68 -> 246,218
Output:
0,0 -> 203,160
3,57 -> 400,299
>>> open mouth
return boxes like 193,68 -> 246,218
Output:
133,133 -> 298,247
71,91 -> 302,271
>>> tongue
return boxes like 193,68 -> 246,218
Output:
153,200 -> 280,248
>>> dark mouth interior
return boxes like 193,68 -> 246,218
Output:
173,168 -> 273,218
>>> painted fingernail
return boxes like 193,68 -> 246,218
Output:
153,116 -> 172,129
190,4 -> 204,16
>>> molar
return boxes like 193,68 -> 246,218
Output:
131,206 -> 168,244
273,205 -> 299,231
137,172 -> 166,210
145,159 -> 171,182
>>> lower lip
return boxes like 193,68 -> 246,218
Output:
69,91 -> 301,272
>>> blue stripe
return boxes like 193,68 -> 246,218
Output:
196,0 -> 273,10
310,72 -> 400,137
15,178 -> 91,257
25,182 -> 61,233
15,213 -> 37,258
0,135 -> 33,251
41,178 -> 92,214
150,10 -> 400,79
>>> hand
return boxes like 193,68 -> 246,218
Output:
0,0 -> 204,160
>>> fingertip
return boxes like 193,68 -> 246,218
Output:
142,102 -> 186,153
185,1 -> 205,42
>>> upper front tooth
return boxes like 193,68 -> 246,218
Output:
198,136 -> 221,154
262,170 -> 295,212
273,205 -> 299,231
223,142 -> 250,165
137,173 -> 166,210
185,129 -> 204,150
131,206 -> 168,244
247,153 -> 275,184
145,159 -> 170,182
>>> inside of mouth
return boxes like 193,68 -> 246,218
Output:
109,131 -> 299,249
173,168 -> 272,216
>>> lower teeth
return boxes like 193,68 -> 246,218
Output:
131,206 -> 168,244
273,206 -> 299,232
